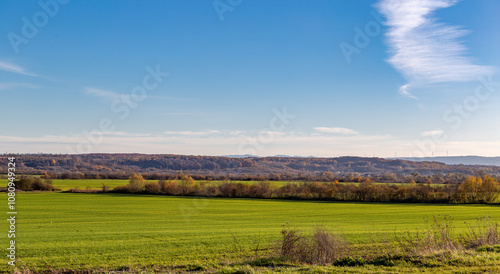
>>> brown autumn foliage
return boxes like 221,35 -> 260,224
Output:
111,174 -> 499,204
15,177 -> 57,191
4,154 -> 500,184
456,175 -> 500,203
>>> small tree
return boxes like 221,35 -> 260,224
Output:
457,175 -> 498,203
179,175 -> 196,195
479,175 -> 499,203
101,183 -> 110,192
458,176 -> 481,203
128,173 -> 146,192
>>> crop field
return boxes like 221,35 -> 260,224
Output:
0,178 -> 411,192
2,192 -> 500,272
0,179 -> 129,191
1,179 -> 297,190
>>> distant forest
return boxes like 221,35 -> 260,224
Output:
2,154 -> 500,184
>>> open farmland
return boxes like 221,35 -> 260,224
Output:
0,178 -> 411,192
3,192 -> 500,273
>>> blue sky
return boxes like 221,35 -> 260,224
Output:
1,0 -> 499,157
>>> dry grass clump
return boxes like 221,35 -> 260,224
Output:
279,227 -> 349,264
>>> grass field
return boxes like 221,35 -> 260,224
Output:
1,178 -> 297,190
2,192 -> 500,272
0,179 -> 129,191
0,178 -> 410,192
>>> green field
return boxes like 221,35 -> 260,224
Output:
1,178 -> 297,191
2,192 -> 500,272
0,179 -> 129,191
1,178 -> 409,192
0,178 -> 301,191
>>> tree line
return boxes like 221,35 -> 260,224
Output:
105,174 -> 500,204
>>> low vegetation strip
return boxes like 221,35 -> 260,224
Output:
102,174 -> 500,204
274,215 -> 500,265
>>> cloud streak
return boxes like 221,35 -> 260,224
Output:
399,84 -> 417,99
0,131 -> 394,157
163,130 -> 221,136
85,87 -> 122,101
421,129 -> 444,137
314,127 -> 359,135
376,0 -> 495,95
0,61 -> 37,76
0,82 -> 38,91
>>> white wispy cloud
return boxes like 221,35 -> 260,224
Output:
399,84 -> 417,99
314,127 -> 359,135
0,82 -> 38,91
229,130 -> 246,135
0,131 -> 393,156
85,87 -> 122,101
0,61 -> 37,76
376,0 -> 495,96
163,112 -> 204,117
421,129 -> 444,137
100,131 -> 152,137
163,130 -> 221,136
4,129 -> 500,157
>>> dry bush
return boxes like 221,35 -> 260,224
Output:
276,183 -> 298,198
426,215 -> 460,252
162,181 -> 180,195
397,215 -> 461,255
312,227 -> 349,264
112,185 -> 130,193
218,182 -> 249,197
31,179 -> 57,191
461,216 -> 500,248
280,229 -> 305,260
279,227 -> 349,264
308,182 -> 335,199
16,178 -> 57,191
144,182 -> 161,194
248,182 -> 272,198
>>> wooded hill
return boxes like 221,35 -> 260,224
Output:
2,154 -> 499,180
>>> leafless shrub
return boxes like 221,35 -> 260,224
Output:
279,227 -> 349,264
312,227 -> 349,264
461,216 -> 500,248
396,215 -> 461,255
280,229 -> 303,259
